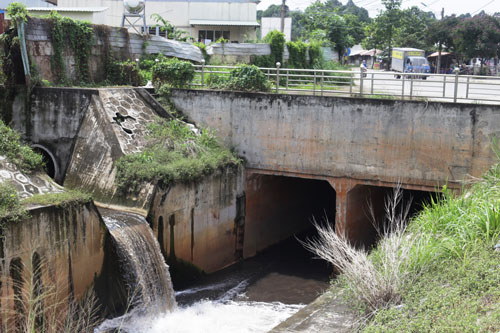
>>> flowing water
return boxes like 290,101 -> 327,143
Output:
98,209 -> 177,315
97,210 -> 329,333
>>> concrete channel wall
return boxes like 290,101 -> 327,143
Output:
170,89 -> 500,247
170,89 -> 499,189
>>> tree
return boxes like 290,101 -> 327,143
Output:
301,1 -> 354,58
453,15 -> 500,62
394,6 -> 436,50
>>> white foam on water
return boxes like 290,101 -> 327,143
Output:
105,300 -> 304,333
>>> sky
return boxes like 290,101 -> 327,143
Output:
256,0 -> 499,18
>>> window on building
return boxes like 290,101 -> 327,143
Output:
198,30 -> 230,44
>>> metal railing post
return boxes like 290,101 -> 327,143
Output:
466,77 -> 470,100
442,75 -> 446,98
286,69 -> 289,91
201,60 -> 205,87
402,75 -> 405,99
409,75 -> 414,100
276,62 -> 281,93
453,70 -> 459,103
313,70 -> 316,96
349,72 -> 353,96
359,67 -> 364,97
321,70 -> 324,96
370,73 -> 374,95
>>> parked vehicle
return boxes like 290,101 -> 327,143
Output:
391,48 -> 430,79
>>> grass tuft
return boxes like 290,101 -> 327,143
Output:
0,181 -> 27,223
22,190 -> 93,208
115,117 -> 242,193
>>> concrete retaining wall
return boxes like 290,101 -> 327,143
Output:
170,89 -> 500,190
148,167 -> 245,273
25,17 -> 203,83
0,202 -> 106,327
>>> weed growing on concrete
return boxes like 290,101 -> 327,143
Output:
22,190 -> 93,208
115,117 -> 241,192
0,120 -> 44,172
0,181 -> 27,223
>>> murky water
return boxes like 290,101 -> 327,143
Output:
97,225 -> 330,333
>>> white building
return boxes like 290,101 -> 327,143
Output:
54,0 -> 260,43
261,17 -> 291,41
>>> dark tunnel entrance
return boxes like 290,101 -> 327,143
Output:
32,146 -> 57,180
344,185 -> 438,250
244,173 -> 336,258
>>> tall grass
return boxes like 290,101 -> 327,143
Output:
2,255 -> 102,332
303,186 -> 430,314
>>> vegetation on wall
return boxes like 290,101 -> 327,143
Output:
115,117 -> 241,193
0,120 -> 44,172
106,60 -> 144,86
49,12 -> 93,84
0,181 -> 27,223
6,2 -> 28,26
23,190 -> 93,208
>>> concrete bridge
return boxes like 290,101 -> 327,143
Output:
170,89 -> 500,254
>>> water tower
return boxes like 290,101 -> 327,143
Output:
121,0 -> 147,35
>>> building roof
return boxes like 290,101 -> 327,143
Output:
189,19 -> 260,27
27,6 -> 108,12
427,51 -> 451,58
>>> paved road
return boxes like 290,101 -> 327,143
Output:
356,70 -> 500,104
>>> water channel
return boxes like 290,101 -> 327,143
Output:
96,210 -> 330,333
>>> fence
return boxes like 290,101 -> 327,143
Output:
191,64 -> 500,104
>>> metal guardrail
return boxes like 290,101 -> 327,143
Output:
191,64 -> 500,104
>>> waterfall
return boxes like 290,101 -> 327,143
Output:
100,209 -> 177,314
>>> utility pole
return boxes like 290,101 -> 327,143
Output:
436,8 -> 444,74
280,0 -> 286,33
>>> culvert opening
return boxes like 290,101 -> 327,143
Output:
32,146 -> 57,180
345,185 -> 438,250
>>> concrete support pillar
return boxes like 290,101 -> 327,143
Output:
328,179 -> 390,249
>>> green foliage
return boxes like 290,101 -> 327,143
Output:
453,15 -> 500,61
393,7 -> 436,50
23,190 -> 93,208
115,117 -> 241,192
308,40 -> 324,68
0,32 -> 24,85
286,40 -> 308,69
209,65 -> 271,92
6,2 -> 28,25
265,30 -> 286,65
49,12 -> 93,84
193,42 -> 210,62
150,13 -> 190,41
106,59 -> 144,86
363,243 -> 500,332
152,58 -> 194,88
0,120 -> 44,172
0,181 -> 27,223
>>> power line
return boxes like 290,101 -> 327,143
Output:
471,0 -> 495,14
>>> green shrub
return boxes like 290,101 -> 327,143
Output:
227,65 -> 271,92
308,40 -> 324,68
106,60 -> 144,86
0,120 -> 44,172
264,30 -> 285,65
0,181 -> 26,223
286,40 -> 308,69
193,42 -> 210,63
206,73 -> 228,89
152,57 -> 194,88
6,2 -> 28,25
